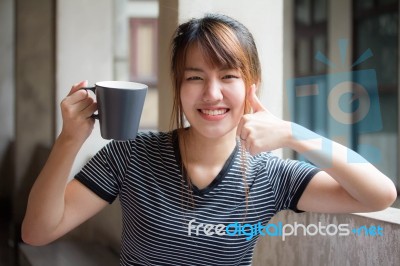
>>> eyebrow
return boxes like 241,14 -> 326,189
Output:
184,66 -> 237,72
184,67 -> 204,72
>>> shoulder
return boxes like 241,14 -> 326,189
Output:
233,151 -> 275,181
246,151 -> 276,170
122,130 -> 176,157
134,131 -> 172,142
107,130 -> 173,148
133,130 -> 173,144
102,131 -> 173,156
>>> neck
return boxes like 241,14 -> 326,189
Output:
179,127 -> 237,165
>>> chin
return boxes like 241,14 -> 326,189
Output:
191,124 -> 237,140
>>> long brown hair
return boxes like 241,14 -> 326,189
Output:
170,14 -> 262,212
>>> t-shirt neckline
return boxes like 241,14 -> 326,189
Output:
172,129 -> 239,196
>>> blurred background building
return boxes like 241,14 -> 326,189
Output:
0,0 -> 399,265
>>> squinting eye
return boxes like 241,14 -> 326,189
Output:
223,75 -> 239,79
186,76 -> 203,81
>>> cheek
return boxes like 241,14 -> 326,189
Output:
180,86 -> 193,113
229,89 -> 246,111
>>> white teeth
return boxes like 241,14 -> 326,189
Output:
201,109 -> 227,116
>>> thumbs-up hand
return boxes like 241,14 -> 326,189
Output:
236,84 -> 291,155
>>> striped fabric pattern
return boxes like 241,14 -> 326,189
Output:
75,130 -> 319,266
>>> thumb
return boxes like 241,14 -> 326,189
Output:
248,84 -> 265,113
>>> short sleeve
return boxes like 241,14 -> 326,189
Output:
263,155 -> 320,213
75,140 -> 133,204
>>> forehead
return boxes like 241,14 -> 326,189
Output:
184,44 -> 206,66
184,42 -> 229,69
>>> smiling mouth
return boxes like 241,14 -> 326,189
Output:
199,109 -> 229,116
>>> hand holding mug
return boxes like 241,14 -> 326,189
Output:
59,81 -> 97,144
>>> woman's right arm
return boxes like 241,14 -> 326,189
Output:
21,81 -> 108,246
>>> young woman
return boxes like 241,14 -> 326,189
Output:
22,14 -> 396,265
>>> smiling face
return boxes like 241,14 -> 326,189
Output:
180,44 -> 246,139
170,14 -> 262,135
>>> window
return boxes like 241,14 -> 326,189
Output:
129,18 -> 158,87
129,17 -> 159,130
353,0 -> 398,191
295,0 -> 328,77
293,0 -> 329,162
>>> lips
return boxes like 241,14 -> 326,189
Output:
200,109 -> 228,116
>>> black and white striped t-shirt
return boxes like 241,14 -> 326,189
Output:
75,130 -> 319,266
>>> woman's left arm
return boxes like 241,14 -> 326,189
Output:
237,85 -> 397,213
288,125 -> 397,213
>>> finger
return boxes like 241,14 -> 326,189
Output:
236,116 -> 250,140
75,97 -> 94,112
68,80 -> 88,96
82,102 -> 98,118
64,89 -> 89,105
248,84 -> 265,113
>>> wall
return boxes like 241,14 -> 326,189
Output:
252,210 -> 400,266
13,0 -> 55,223
0,0 -> 15,200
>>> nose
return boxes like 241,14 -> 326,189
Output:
202,80 -> 223,102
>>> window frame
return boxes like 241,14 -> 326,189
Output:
129,17 -> 158,87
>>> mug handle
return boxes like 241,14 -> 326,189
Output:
81,86 -> 99,119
